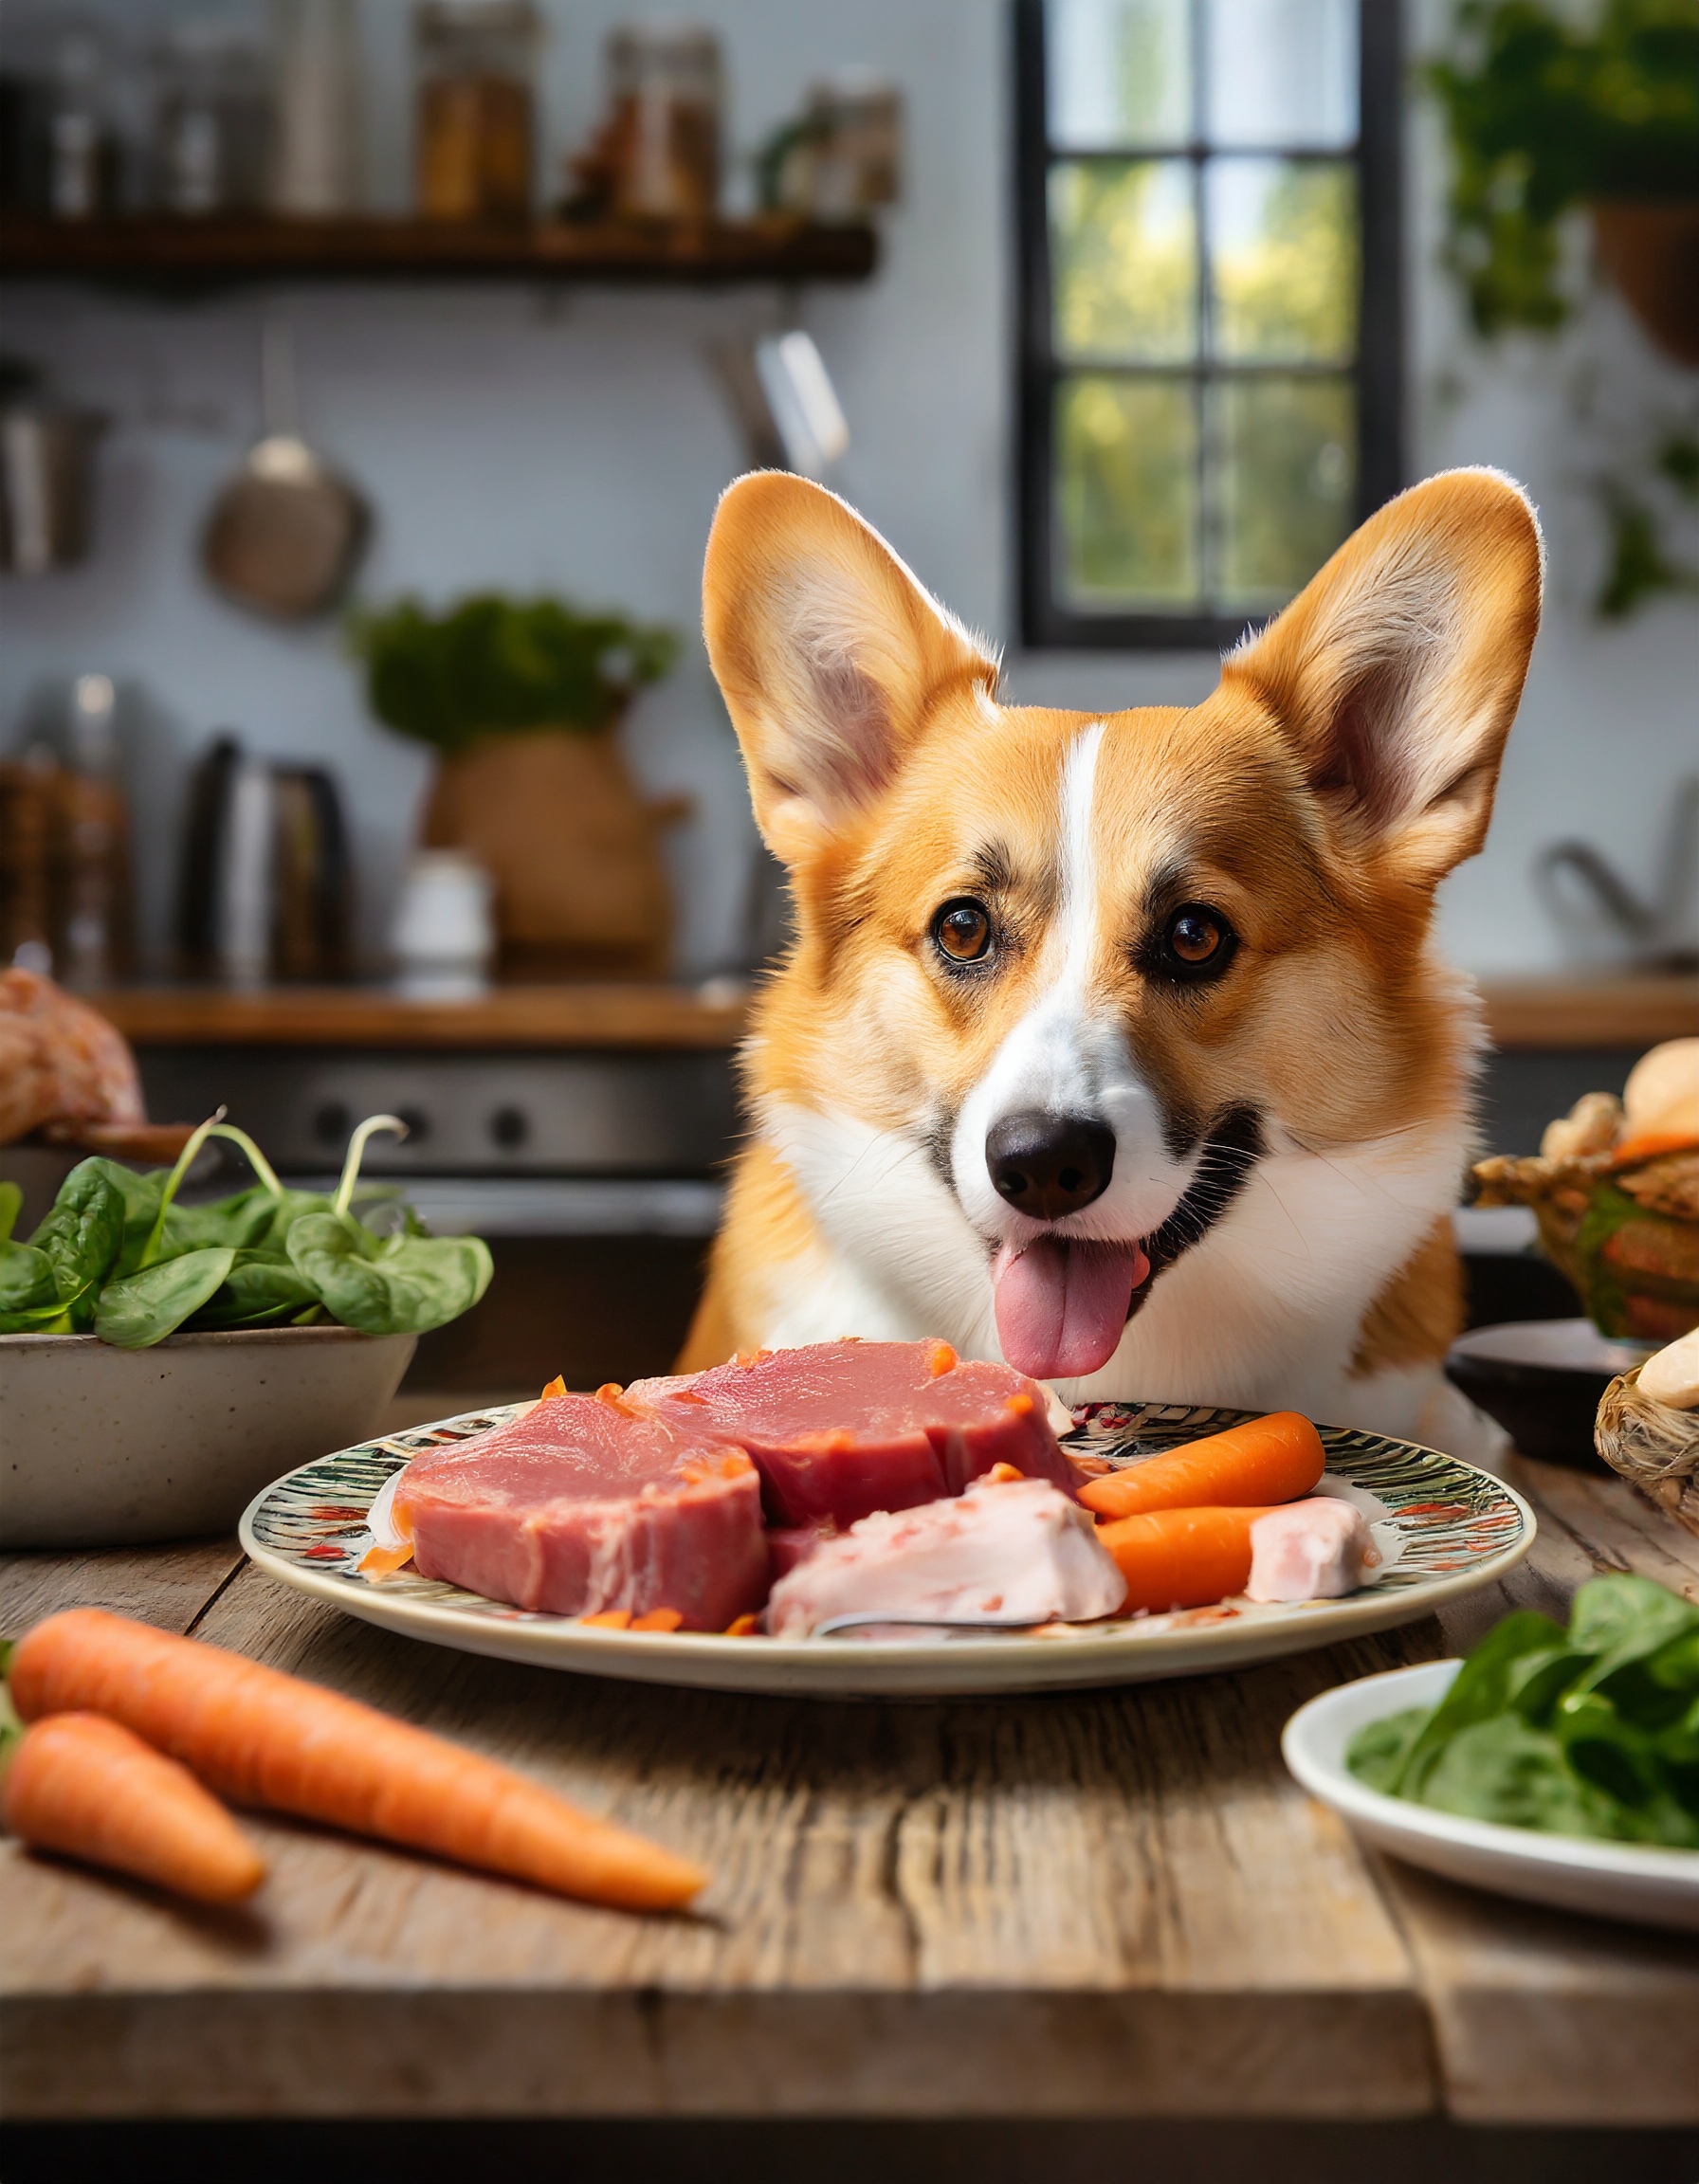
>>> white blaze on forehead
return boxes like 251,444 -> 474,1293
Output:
949,720 -> 1196,1246
1056,719 -> 1105,996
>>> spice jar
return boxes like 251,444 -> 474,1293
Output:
414,1 -> 538,223
604,24 -> 721,221
154,22 -> 272,215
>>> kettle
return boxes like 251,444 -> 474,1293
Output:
177,734 -> 352,985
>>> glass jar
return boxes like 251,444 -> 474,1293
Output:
154,22 -> 272,216
604,24 -> 721,221
414,1 -> 538,223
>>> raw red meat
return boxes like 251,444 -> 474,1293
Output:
393,1393 -> 767,1630
625,1340 -> 1076,1530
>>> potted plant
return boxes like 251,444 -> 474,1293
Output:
350,593 -> 681,978
1428,0 -> 1699,613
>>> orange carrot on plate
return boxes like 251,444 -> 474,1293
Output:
1078,1410 -> 1324,1522
9,1609 -> 705,1913
1095,1504 -> 1282,1613
2,1710 -> 266,1904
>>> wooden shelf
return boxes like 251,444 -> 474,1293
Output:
88,983 -> 750,1051
0,212 -> 878,288
1477,974 -> 1697,1050
87,974 -> 1690,1054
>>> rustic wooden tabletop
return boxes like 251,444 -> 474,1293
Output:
3,1453 -> 1697,2130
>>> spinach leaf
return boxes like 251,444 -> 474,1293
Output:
1390,1610 -> 1568,1797
1417,1716 -> 1626,1839
189,1252 -> 320,1330
0,1242 -> 61,1327
1570,1577 -> 1699,1731
1345,1707 -> 1429,1793
94,1247 -> 237,1349
0,1179 -> 20,1242
286,1210 -> 492,1336
1568,1574 -> 1694,1660
25,1160 -> 126,1328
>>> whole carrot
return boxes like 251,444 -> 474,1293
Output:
10,1610 -> 704,1913
3,1711 -> 266,1904
1079,1411 -> 1324,1522
1096,1504 -> 1281,1613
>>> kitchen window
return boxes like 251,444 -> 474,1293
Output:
1015,0 -> 1402,648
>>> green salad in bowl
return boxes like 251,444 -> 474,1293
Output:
1,1113 -> 491,1345
1347,1574 -> 1699,1849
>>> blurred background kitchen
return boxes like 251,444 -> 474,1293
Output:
3,0 -> 1696,1400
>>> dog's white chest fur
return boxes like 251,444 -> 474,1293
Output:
753,1096 -> 1498,1465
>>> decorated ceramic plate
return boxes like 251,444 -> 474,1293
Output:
241,1399 -> 1536,1697
1284,1661 -> 1699,1934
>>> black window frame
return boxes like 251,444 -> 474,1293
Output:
1015,0 -> 1404,651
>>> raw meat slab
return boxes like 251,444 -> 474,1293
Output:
393,1393 -> 767,1630
626,1340 -> 1075,1530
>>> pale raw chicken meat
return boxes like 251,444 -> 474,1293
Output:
765,1473 -> 1127,1638
1245,1498 -> 1380,1603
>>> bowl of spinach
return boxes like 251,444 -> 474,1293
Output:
0,1114 -> 492,1549
1283,1575 -> 1699,1934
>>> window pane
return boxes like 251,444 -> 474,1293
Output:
1047,0 -> 1192,149
1208,374 -> 1354,609
1050,160 -> 1197,363
1207,158 -> 1357,361
1056,374 -> 1200,607
1204,0 -> 1356,148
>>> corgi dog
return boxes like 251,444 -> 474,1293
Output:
682,468 -> 1543,1463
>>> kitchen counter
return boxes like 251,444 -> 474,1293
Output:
3,1456 -> 1696,2127
85,974 -> 1696,1053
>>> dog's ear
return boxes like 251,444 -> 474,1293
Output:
1220,467 -> 1543,886
703,472 -> 997,865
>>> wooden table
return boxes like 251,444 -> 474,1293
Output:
3,1457 -> 1697,2129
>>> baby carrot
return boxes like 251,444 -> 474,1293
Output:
10,1610 -> 704,1913
1096,1505 -> 1281,1613
3,1711 -> 265,1904
1079,1411 -> 1324,1522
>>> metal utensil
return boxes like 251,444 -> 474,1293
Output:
1535,778 -> 1699,973
201,318 -> 367,619
0,358 -> 106,574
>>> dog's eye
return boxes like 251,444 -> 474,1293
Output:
1160,903 -> 1235,981
933,898 -> 994,964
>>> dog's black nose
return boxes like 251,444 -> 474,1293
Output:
985,1111 -> 1115,1221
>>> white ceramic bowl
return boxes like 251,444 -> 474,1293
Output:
1283,1660 -> 1699,1934
1,1325 -> 415,1550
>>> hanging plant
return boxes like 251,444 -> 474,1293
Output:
1426,0 -> 1699,616
1428,0 -> 1699,338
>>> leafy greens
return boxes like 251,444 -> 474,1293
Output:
1347,1574 -> 1699,1849
0,1113 -> 492,1349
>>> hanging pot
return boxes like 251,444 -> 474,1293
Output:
421,727 -> 686,979
1591,203 -> 1699,368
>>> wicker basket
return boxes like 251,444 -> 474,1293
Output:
1596,1366 -> 1699,1536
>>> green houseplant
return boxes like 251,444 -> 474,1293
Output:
350,595 -> 683,978
1427,0 -> 1699,614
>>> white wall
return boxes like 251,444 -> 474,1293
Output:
4,0 -> 1694,978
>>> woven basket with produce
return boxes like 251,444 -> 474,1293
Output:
1472,1039 -> 1698,1345
1597,1327 -> 1699,1537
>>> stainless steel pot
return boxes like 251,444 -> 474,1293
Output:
0,404 -> 106,574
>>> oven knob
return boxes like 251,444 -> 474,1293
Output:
313,1101 -> 351,1147
489,1105 -> 529,1151
395,1105 -> 430,1143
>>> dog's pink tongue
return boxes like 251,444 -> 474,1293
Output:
992,1238 -> 1148,1381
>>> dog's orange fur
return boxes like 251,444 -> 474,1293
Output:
680,469 -> 1541,1447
